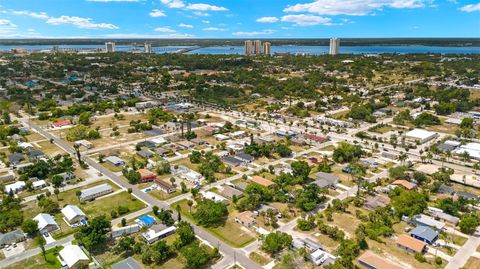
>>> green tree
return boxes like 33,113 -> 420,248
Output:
22,219 -> 39,237
193,199 -> 228,227
459,214 -> 479,234
261,231 -> 292,255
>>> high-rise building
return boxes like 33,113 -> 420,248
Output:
263,42 -> 271,56
244,40 -> 254,55
105,42 -> 116,53
144,43 -> 152,53
254,40 -> 263,55
329,38 -> 340,55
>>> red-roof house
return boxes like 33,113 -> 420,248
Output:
138,169 -> 157,182
52,120 -> 72,128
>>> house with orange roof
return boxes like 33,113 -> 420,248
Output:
396,234 -> 426,254
391,179 -> 416,190
250,176 -> 275,187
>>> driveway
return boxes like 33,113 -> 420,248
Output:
2,242 -> 25,258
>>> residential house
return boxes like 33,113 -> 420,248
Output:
112,257 -> 143,269
7,153 -> 24,165
313,172 -> 339,188
58,244 -> 90,269
220,185 -> 244,200
79,183 -> 113,201
427,208 -> 459,225
391,180 -> 417,190
74,139 -> 94,149
410,214 -> 445,230
32,179 -> 47,190
303,134 -> 329,145
456,191 -> 479,201
222,156 -> 244,167
396,234 -> 426,254
310,249 -> 336,266
235,152 -> 255,163
137,149 -> 155,159
156,179 -> 176,194
357,251 -> 402,269
52,120 -> 72,128
0,230 -> 25,246
5,181 -> 26,193
234,211 -> 256,228
136,215 -> 156,227
61,205 -> 86,225
105,156 -> 125,167
250,176 -> 275,188
33,213 -> 59,233
138,168 -> 157,182
27,148 -> 45,160
201,191 -> 228,204
410,226 -> 439,245
364,195 -> 390,210
137,140 -> 157,149
110,224 -> 141,239
142,224 -> 177,244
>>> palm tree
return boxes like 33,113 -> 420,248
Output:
76,190 -> 82,202
187,199 -> 193,214
398,152 -> 408,165
73,143 -> 81,164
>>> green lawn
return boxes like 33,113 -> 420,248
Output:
148,189 -> 182,201
171,199 -> 256,248
5,246 -> 64,269
81,191 -> 146,220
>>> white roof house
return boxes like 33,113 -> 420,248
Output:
184,171 -> 203,184
201,191 -> 228,204
33,213 -> 59,233
5,181 -> 26,193
58,244 -> 89,268
405,129 -> 438,143
32,180 -> 47,190
61,205 -> 86,224
150,137 -> 167,145
214,134 -> 229,141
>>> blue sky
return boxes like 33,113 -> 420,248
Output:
0,0 -> 479,38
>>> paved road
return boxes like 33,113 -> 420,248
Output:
24,119 -> 262,269
445,226 -> 480,269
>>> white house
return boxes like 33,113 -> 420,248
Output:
200,191 -> 228,204
142,225 -> 177,244
58,244 -> 90,268
61,205 -> 86,225
5,181 -> 26,193
33,213 -> 59,233
32,180 -> 47,190
310,249 -> 336,266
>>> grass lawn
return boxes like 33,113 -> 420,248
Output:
148,189 -> 182,201
36,141 -> 65,156
5,246 -> 63,269
440,233 -> 468,247
319,145 -> 335,151
102,162 -> 123,173
249,251 -> 271,266
370,125 -> 393,134
81,191 -> 146,220
367,238 -> 445,269
464,257 -> 480,269
172,199 -> 256,248
313,232 -> 341,252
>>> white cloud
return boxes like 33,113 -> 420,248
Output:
0,19 -> 16,34
193,11 -> 210,16
281,14 -> 332,26
203,27 -> 226,31
178,23 -> 193,28
186,3 -> 227,11
11,10 -> 118,29
46,16 -> 118,29
256,17 -> 279,23
150,9 -> 166,17
0,19 -> 16,27
284,0 -> 429,16
232,29 -> 275,36
201,20 -> 210,24
12,10 -> 49,20
460,3 -> 480,12
154,27 -> 176,32
160,0 -> 186,8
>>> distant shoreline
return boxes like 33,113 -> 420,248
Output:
0,38 -> 479,47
